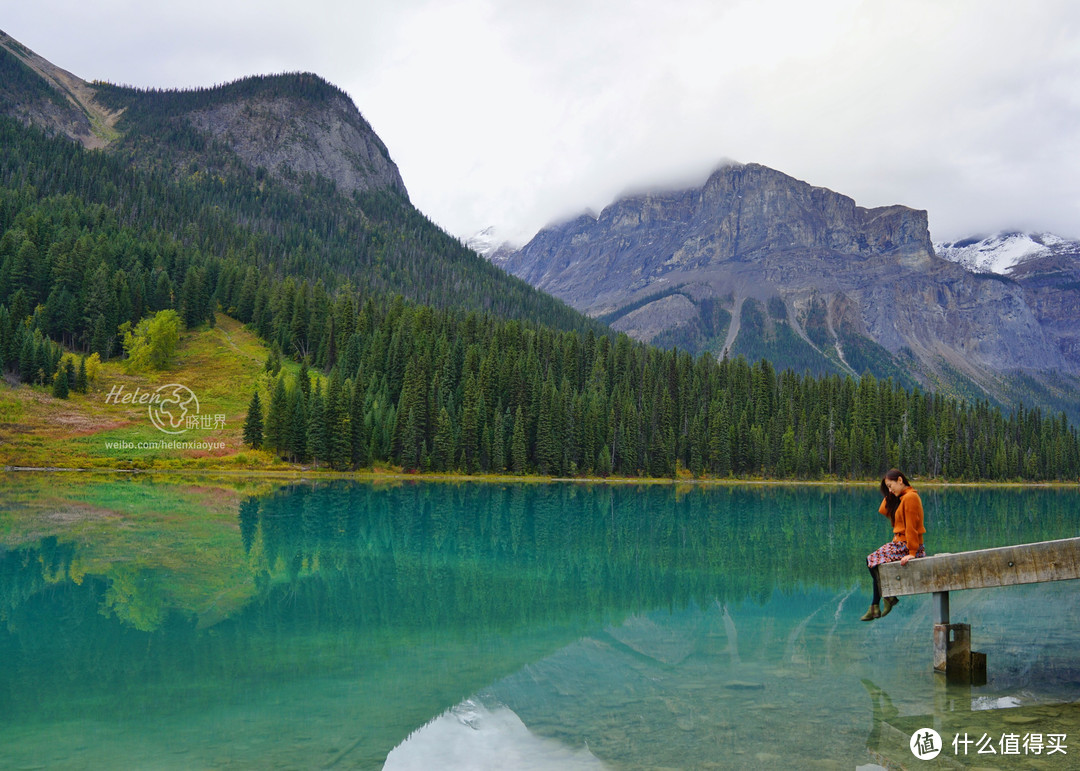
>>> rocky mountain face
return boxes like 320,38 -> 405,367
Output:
0,30 -> 406,198
183,86 -> 407,197
938,233 -> 1080,380
496,162 -> 1080,415
1006,246 -> 1080,374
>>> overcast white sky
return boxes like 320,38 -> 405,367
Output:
5,0 -> 1080,245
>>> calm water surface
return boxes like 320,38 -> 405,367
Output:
1,475 -> 1078,769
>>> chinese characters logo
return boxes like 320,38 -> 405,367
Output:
911,728 -> 942,760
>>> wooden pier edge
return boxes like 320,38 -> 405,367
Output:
875,536 -> 1080,683
877,536 -> 1080,597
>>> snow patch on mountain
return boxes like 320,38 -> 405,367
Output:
466,225 -> 523,268
467,226 -> 507,256
935,232 -> 1069,274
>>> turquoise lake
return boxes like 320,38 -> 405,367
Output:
1,475 -> 1079,769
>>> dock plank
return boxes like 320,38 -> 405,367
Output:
878,537 -> 1080,597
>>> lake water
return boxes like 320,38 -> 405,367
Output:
1,475 -> 1079,769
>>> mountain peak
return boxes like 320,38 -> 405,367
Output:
94,72 -> 408,198
935,231 -> 1077,274
500,161 -> 935,313
466,225 -> 511,256
0,31 -> 406,198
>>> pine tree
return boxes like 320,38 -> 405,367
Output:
395,358 -> 428,469
460,374 -> 480,473
243,389 -> 264,449
74,355 -> 88,393
287,389 -> 308,463
152,271 -> 173,311
264,344 -> 282,375
306,381 -> 328,466
298,358 -> 311,399
18,332 -> 34,383
779,426 -> 797,478
51,362 -> 70,398
329,412 -> 352,470
325,369 -> 351,470
349,379 -> 369,468
264,375 -> 288,453
511,406 -> 528,474
432,406 -> 455,471
400,407 -> 422,470
491,408 -> 506,472
535,379 -> 559,474
596,443 -> 612,476
689,412 -> 706,477
179,266 -> 207,327
651,387 -> 676,476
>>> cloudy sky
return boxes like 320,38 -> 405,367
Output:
5,0 -> 1080,245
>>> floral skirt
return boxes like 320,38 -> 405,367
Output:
867,540 -> 926,569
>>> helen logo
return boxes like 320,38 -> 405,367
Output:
105,383 -> 200,435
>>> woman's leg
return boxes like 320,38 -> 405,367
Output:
869,564 -> 882,605
862,554 -> 883,620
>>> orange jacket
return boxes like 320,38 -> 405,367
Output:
879,487 -> 925,556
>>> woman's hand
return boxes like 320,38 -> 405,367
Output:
900,554 -> 912,566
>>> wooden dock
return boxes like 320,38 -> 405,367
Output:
877,537 -> 1080,682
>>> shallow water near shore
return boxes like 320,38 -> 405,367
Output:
1,476 -> 1078,769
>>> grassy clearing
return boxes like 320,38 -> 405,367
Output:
0,314 -> 295,470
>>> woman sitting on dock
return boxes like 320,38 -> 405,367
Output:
861,469 -> 926,621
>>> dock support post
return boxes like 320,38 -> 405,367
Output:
932,591 -> 949,625
934,623 -> 968,675
933,618 -> 987,685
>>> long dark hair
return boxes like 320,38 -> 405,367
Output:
879,478 -> 900,524
884,468 -> 911,487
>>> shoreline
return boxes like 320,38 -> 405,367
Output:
2,465 -> 1077,488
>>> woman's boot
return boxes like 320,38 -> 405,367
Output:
879,596 -> 899,617
860,604 -> 881,621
